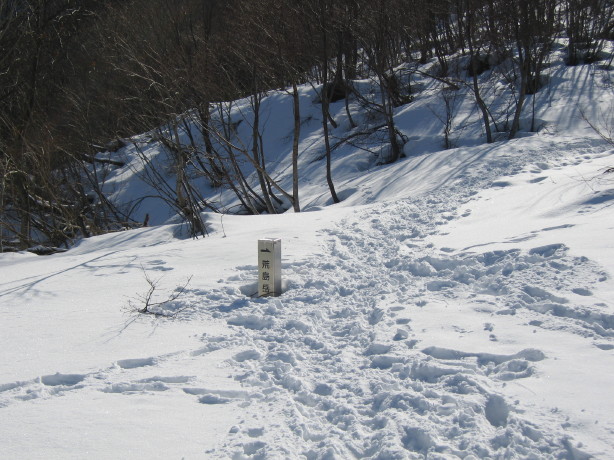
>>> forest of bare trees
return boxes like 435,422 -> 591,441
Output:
1,0 -> 612,250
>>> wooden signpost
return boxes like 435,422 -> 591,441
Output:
258,238 -> 281,297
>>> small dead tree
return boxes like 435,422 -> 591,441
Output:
127,266 -> 193,317
429,87 -> 461,149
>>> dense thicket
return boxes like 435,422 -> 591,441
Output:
1,0 -> 612,249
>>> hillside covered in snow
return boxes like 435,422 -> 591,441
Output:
1,20 -> 614,460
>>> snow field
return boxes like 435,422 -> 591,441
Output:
1,53 -> 614,458
1,138 -> 613,458
192,139 -> 611,458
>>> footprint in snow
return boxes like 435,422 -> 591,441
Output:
40,373 -> 87,387
233,349 -> 262,362
183,387 -> 253,405
198,394 -> 231,404
116,357 -> 156,369
6,372 -> 88,390
571,287 -> 593,296
393,329 -> 409,341
137,375 -> 192,384
227,314 -> 273,330
247,427 -> 264,437
240,442 -> 267,457
485,394 -> 510,427
146,259 -> 173,271
102,382 -> 170,394
313,383 -> 333,396
535,162 -> 550,170
491,180 -> 513,187
421,346 -> 545,381
0,372 -> 90,407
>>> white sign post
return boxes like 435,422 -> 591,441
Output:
258,238 -> 281,297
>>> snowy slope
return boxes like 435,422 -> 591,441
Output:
1,54 -> 614,458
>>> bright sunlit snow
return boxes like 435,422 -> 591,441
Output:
1,48 -> 614,459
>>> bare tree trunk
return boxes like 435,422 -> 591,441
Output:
215,102 -> 259,214
338,30 -> 356,129
509,46 -> 529,140
170,122 -> 206,237
16,170 -> 32,249
197,103 -> 224,187
379,73 -> 402,163
344,86 -> 356,129
291,82 -> 301,212
251,91 -> 276,213
321,28 -> 340,204
466,7 -> 493,143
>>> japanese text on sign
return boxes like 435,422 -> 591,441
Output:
258,238 -> 281,297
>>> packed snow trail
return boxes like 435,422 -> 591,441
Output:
183,138 -> 611,458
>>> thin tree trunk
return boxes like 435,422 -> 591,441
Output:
379,73 -> 401,163
217,103 -> 260,214
321,30 -> 340,204
467,10 -> 493,143
251,91 -> 276,213
509,45 -> 529,140
198,103 -> 224,187
291,81 -> 301,212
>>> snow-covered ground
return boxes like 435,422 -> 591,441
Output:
1,52 -> 614,458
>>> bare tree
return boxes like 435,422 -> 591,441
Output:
430,88 -> 462,149
354,0 -> 406,163
508,0 -> 557,139
309,0 -> 341,202
465,0 -> 494,143
565,0 -> 614,66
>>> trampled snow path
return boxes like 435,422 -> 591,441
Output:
1,137 -> 612,458
177,138 -> 611,458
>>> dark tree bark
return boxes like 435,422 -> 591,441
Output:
466,2 -> 493,143
318,2 -> 340,203
291,82 -> 301,212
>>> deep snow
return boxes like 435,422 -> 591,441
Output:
1,48 -> 614,459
